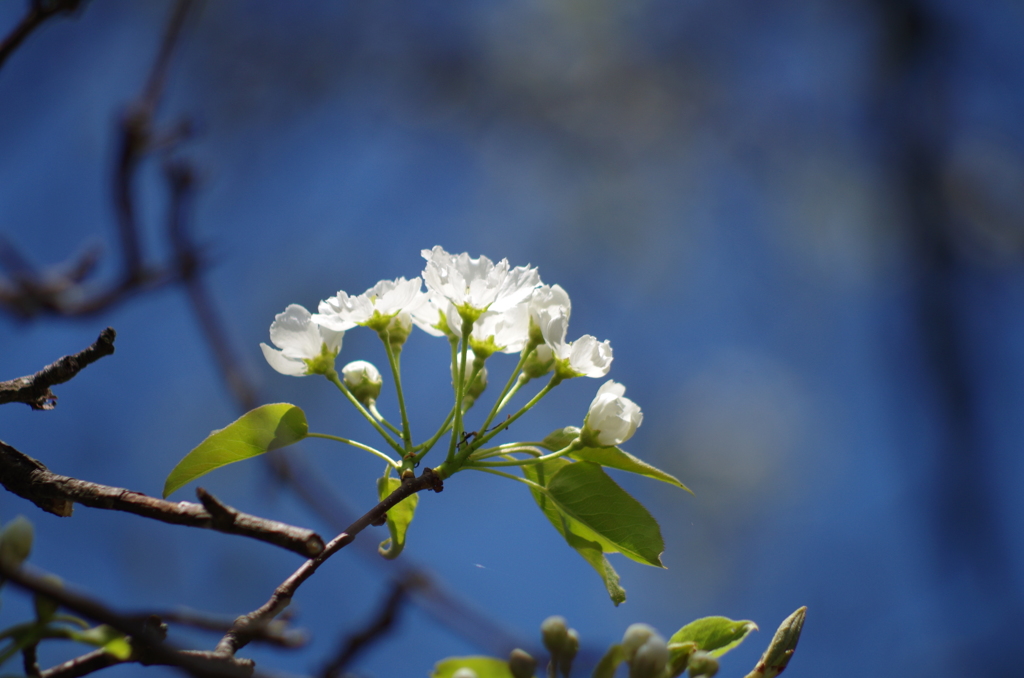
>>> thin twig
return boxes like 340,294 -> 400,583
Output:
0,328 -> 115,409
0,561 -> 258,678
0,0 -> 84,72
0,442 -> 325,557
320,577 -> 422,678
40,647 -> 123,678
214,468 -> 444,657
150,608 -> 306,649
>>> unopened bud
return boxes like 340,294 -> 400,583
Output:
687,651 -> 718,677
745,607 -> 806,678
667,642 -> 697,678
629,634 -> 669,678
509,648 -> 537,678
452,668 -> 478,678
0,516 -> 34,568
541,616 -> 569,657
521,344 -> 555,380
621,623 -> 657,662
342,360 -> 382,404
557,628 -> 579,677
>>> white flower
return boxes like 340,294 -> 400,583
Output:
541,314 -> 613,378
463,304 -> 531,356
314,277 -> 424,333
261,304 -> 344,376
581,380 -> 643,447
342,360 -> 383,403
409,295 -> 457,339
528,284 -> 571,346
421,247 -> 540,321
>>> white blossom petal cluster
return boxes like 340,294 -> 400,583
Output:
314,277 -> 425,332
582,380 -> 643,447
261,247 -> 613,381
260,304 -> 344,376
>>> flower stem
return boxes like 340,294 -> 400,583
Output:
381,334 -> 414,454
368,402 -> 403,437
476,346 -> 532,440
307,432 -> 400,468
325,370 -> 404,456
446,328 -> 471,465
464,441 -> 578,467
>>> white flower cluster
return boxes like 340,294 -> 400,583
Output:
260,247 -> 614,380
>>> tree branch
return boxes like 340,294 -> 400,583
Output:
0,442 -> 325,557
0,561 -> 258,678
214,468 -> 444,657
0,0 -> 84,72
0,328 -> 115,410
319,577 -> 421,678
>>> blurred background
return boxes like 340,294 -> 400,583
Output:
1,0 -> 1023,676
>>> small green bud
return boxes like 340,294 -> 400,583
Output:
629,634 -> 669,678
667,642 -> 698,678
541,615 -> 569,657
452,668 -> 478,678
744,607 -> 805,678
687,651 -> 718,677
557,628 -> 579,677
342,360 -> 383,404
0,516 -> 34,568
521,344 -> 555,381
509,648 -> 537,678
621,623 -> 657,662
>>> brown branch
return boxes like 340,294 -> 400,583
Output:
0,0 -> 84,72
0,561 -> 257,678
214,468 -> 444,657
0,442 -> 325,557
151,608 -> 306,649
319,577 -> 422,678
0,328 -> 115,410
41,647 -> 124,678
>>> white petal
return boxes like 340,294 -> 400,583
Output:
269,304 -> 323,359
261,343 -> 307,376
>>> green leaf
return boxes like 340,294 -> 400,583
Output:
432,656 -> 514,678
524,460 -> 626,605
591,644 -> 625,678
544,461 -> 665,568
541,427 -> 580,451
376,476 -> 419,559
669,616 -> 758,659
570,446 -> 693,494
163,404 -> 308,498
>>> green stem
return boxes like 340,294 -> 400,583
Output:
476,346 -> 532,439
368,402 -> 403,437
324,370 -> 404,456
464,441 -> 577,467
381,333 -> 413,454
413,406 -> 456,466
446,327 -> 472,465
468,444 -> 544,461
458,374 -> 560,464
463,465 -> 545,491
307,432 -> 401,468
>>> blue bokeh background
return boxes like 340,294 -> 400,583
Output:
2,1 -> 1023,676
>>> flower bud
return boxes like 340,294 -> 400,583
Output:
621,623 -> 657,662
748,607 -> 805,678
0,515 -> 34,569
557,628 -> 579,677
540,616 -> 569,657
581,380 -> 642,447
508,648 -> 537,678
629,634 -> 669,678
521,344 -> 555,381
687,651 -> 718,677
342,360 -> 383,404
452,668 -> 478,678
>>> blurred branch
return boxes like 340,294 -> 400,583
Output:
0,327 -> 114,410
153,608 -> 307,649
0,442 -> 325,557
0,560 -> 259,678
213,469 -> 444,658
319,577 -> 422,678
0,0 -> 197,320
0,0 -> 84,72
41,647 -> 125,678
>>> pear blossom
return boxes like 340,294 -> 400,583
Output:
261,304 -> 344,376
314,277 -> 425,333
342,360 -> 382,403
541,314 -> 613,379
527,284 -> 571,346
461,304 -> 531,357
581,380 -> 642,447
410,294 -> 458,339
421,247 -> 540,322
